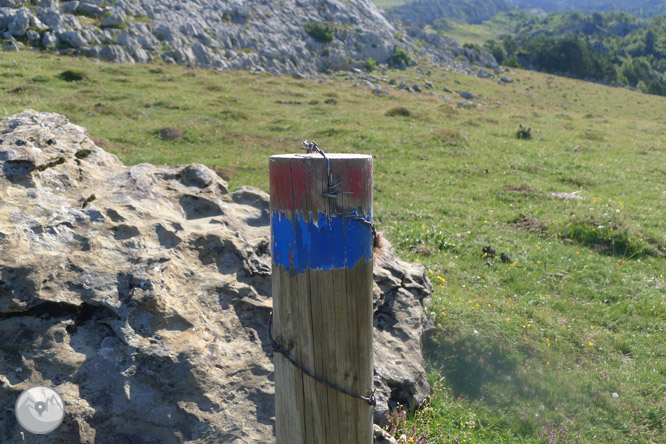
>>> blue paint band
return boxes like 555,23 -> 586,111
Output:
271,210 -> 372,273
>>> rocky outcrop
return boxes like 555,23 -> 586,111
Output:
0,0 -> 498,76
0,110 -> 432,443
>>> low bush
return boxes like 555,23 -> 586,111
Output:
305,22 -> 334,43
384,106 -> 411,117
57,70 -> 87,82
515,124 -> 532,139
388,48 -> 411,68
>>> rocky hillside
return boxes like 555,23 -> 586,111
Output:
0,0 -> 498,76
0,110 -> 433,443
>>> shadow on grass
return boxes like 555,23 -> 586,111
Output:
561,220 -> 664,258
424,327 -> 522,401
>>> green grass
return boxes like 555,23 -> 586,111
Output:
2,51 -> 666,443
433,11 -> 528,46
372,0 -> 410,8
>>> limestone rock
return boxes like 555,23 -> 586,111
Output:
100,8 -> 126,28
0,111 -> 433,443
374,424 -> 398,444
0,0 -> 497,77
7,8 -> 30,36
75,3 -> 105,18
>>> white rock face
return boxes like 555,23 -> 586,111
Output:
0,0 -> 498,76
0,110 -> 433,443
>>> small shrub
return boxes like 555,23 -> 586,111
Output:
364,58 -> 377,72
463,42 -> 482,52
384,107 -> 411,117
504,54 -> 520,68
305,22 -> 334,43
515,124 -> 532,139
388,48 -> 411,68
58,70 -> 87,82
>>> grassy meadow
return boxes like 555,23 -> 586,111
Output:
431,11 -> 527,46
372,0 -> 409,9
2,52 -> 665,443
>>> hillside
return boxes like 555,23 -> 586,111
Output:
497,11 -> 666,95
0,51 -> 664,443
0,0 -> 498,77
510,0 -> 666,17
388,0 -> 512,26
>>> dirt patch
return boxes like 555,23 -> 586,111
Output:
158,127 -> 185,142
211,166 -> 238,181
639,146 -> 666,155
93,103 -> 121,116
89,135 -> 133,153
413,244 -> 432,256
509,214 -> 548,232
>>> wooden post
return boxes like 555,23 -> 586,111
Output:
270,153 -> 374,443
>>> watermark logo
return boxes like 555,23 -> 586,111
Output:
15,386 -> 65,434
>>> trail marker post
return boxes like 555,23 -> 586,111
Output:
270,151 -> 374,443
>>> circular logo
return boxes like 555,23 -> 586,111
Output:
15,386 -> 65,434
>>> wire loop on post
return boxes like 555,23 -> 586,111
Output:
302,140 -> 377,242
268,311 -> 376,407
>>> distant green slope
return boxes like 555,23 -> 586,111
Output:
431,10 -> 527,45
372,0 -> 409,8
510,0 -> 666,17
497,11 -> 666,95
389,0 -> 513,25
